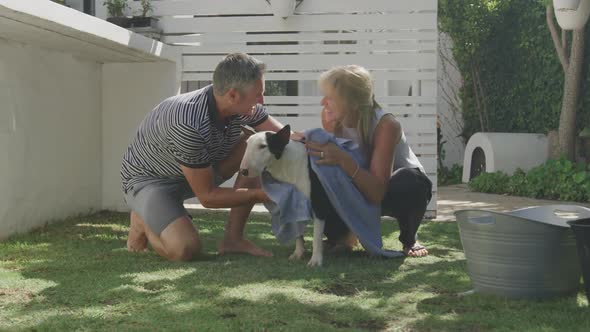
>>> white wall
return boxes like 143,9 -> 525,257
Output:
437,33 -> 465,168
101,62 -> 178,212
0,39 -> 102,240
94,0 -> 107,19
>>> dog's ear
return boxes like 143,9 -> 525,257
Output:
276,124 -> 290,143
266,125 -> 291,159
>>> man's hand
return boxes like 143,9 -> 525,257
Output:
290,131 -> 306,142
237,188 -> 271,204
255,189 -> 272,204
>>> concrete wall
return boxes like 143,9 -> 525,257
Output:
65,0 -> 84,12
0,39 -> 102,239
438,33 -> 465,168
94,0 -> 108,19
101,62 -> 178,212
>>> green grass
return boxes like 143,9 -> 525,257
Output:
0,211 -> 588,331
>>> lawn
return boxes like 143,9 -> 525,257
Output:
0,211 -> 588,331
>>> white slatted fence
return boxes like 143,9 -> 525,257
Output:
131,0 -> 438,216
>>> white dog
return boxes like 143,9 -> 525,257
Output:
239,125 -> 354,267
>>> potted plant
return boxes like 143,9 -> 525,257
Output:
270,0 -> 296,18
553,0 -> 590,29
267,0 -> 303,19
554,0 -> 581,10
130,0 -> 156,28
103,0 -> 130,28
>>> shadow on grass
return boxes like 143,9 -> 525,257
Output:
407,221 -> 590,331
411,289 -> 590,331
7,211 -> 586,331
25,291 -> 390,331
1,211 -> 417,330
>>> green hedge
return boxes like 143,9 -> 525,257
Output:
469,159 -> 590,202
438,164 -> 463,186
439,0 -> 590,140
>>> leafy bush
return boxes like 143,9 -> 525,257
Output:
438,164 -> 463,186
469,158 -> 590,202
468,171 -> 510,194
103,0 -> 129,18
139,0 -> 153,17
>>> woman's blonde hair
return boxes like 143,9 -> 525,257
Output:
319,65 -> 381,148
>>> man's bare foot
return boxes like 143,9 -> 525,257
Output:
218,238 -> 273,257
127,214 -> 148,252
403,242 -> 428,257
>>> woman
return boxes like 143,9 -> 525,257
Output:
305,65 -> 432,257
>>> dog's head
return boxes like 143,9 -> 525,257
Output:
239,124 -> 291,177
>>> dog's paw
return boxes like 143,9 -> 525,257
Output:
289,250 -> 305,260
307,255 -> 323,267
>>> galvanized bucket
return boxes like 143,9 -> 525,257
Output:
455,205 -> 588,299
567,218 -> 590,303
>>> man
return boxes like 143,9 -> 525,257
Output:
121,53 -> 285,261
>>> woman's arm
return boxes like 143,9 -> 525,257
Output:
307,115 -> 400,204
342,115 -> 400,204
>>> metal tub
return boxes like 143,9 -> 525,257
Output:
455,205 -> 587,299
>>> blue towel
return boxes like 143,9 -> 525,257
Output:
261,128 -> 404,258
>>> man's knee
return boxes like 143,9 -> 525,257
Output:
160,216 -> 201,261
167,241 -> 201,261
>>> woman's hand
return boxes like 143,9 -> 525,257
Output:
305,141 -> 349,166
321,108 -> 336,133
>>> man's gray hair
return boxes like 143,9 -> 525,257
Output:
213,53 -> 266,95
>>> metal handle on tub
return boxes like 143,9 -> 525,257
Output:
552,205 -> 590,220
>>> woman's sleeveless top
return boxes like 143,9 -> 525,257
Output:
341,109 -> 425,174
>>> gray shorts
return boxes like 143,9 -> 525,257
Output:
124,171 -> 228,235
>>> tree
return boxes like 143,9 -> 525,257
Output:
438,1 -> 511,136
545,1 -> 587,161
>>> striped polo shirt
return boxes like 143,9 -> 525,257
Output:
121,85 -> 268,193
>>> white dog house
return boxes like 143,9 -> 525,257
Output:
0,0 -> 180,239
462,132 -> 549,183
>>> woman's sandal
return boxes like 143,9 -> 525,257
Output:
403,244 -> 428,257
